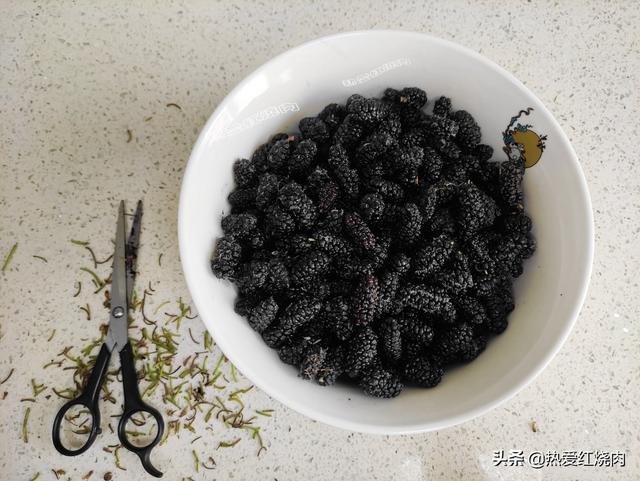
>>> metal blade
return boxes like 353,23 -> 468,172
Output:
105,201 -> 130,353
126,200 -> 143,304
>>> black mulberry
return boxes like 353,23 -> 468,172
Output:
333,114 -> 364,146
456,181 -> 498,236
498,158 -> 525,208
248,297 -> 279,333
378,270 -> 401,316
344,212 -> 379,253
389,253 -> 411,275
347,97 -> 389,124
397,310 -> 434,345
317,346 -> 345,386
289,139 -> 318,177
279,298 -> 323,337
233,158 -> 258,187
315,233 -> 352,258
211,236 -> 241,279
267,138 -> 293,173
290,250 -> 331,286
403,357 -> 443,387
278,341 -> 307,366
396,285 -> 456,322
345,327 -> 378,377
318,103 -> 346,132
379,317 -> 402,363
324,296 -> 353,341
360,193 -> 386,225
299,117 -> 329,143
413,234 -> 455,279
300,345 -> 328,380
435,323 -> 475,364
396,203 -> 423,246
264,204 -> 295,239
264,258 -> 290,293
278,181 -> 318,229
360,368 -> 403,398
352,274 -> 380,326
452,110 -> 481,152
227,187 -> 256,213
432,96 -> 452,118
221,213 -> 258,240
255,173 -> 282,210
235,261 -> 269,294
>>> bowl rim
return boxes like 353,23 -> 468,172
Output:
178,29 -> 594,434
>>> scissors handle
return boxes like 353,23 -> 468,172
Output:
118,342 -> 164,478
52,343 -> 111,455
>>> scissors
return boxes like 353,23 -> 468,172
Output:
52,200 -> 164,477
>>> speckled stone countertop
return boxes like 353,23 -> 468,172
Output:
1,1 -> 638,480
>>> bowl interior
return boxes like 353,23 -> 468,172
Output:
179,31 -> 592,433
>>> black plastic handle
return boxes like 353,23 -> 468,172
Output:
52,343 -> 111,456
118,342 -> 164,478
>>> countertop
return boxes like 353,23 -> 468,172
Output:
1,1 -> 638,480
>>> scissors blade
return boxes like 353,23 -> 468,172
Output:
105,201 -> 129,353
126,200 -> 142,304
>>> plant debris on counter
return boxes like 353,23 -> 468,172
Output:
2,242 -> 18,272
212,87 -> 535,398
22,237 -> 272,475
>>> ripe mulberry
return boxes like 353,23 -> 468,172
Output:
432,96 -> 452,118
452,110 -> 481,152
211,236 -> 241,279
289,139 -> 318,177
396,285 -> 456,322
347,97 -> 389,124
344,212 -> 379,254
413,234 -> 455,279
227,187 -> 256,213
378,270 -> 401,316
360,193 -> 386,226
264,204 -> 295,239
300,345 -> 328,380
345,327 -> 378,377
290,250 -> 331,286
233,158 -> 257,187
498,158 -> 525,208
456,181 -> 498,236
396,203 -> 423,246
278,181 -> 318,229
360,368 -> 403,398
255,173 -> 282,211
221,213 -> 258,240
352,274 -> 380,326
403,357 -> 443,387
317,346 -> 346,386
299,117 -> 329,143
324,296 -> 353,341
248,297 -> 279,333
379,317 -> 402,363
279,298 -> 323,337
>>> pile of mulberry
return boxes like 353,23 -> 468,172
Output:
211,87 -> 536,398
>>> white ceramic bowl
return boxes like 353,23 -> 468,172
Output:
179,31 -> 593,434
